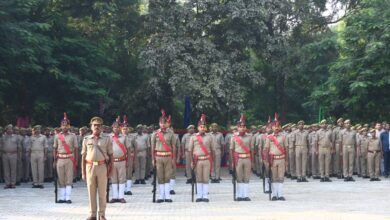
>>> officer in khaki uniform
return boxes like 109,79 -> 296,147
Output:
189,114 -> 215,202
367,129 -> 382,181
294,120 -> 309,182
44,128 -> 54,182
182,125 -> 195,184
1,124 -> 21,188
332,118 -> 344,178
264,114 -> 287,201
109,116 -> 132,203
357,128 -> 369,178
53,113 -> 78,203
169,129 -> 181,194
82,117 -> 113,220
230,114 -> 253,201
122,117 -> 136,196
224,126 -> 235,174
285,124 -> 297,179
340,119 -> 357,181
134,124 -> 150,184
76,127 -> 88,181
209,123 -> 225,183
30,125 -> 48,188
151,110 -> 177,203
316,120 -> 333,182
14,127 -> 24,185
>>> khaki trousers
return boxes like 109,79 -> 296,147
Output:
45,153 -> 53,179
360,150 -> 368,176
236,158 -> 251,183
56,158 -> 74,187
332,143 -> 342,175
195,159 -> 211,183
212,149 -> 221,179
271,158 -> 285,183
367,152 -> 381,178
288,148 -> 296,177
31,152 -> 45,185
111,161 -> 126,184
318,147 -> 331,178
156,156 -> 172,184
126,156 -> 134,180
86,164 -> 107,217
343,145 -> 355,177
185,151 -> 192,179
24,153 -> 31,180
135,151 -> 147,180
2,153 -> 17,185
295,146 -> 308,178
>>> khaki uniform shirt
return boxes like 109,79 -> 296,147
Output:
1,134 -> 20,153
134,133 -> 150,152
82,133 -> 113,161
264,133 -> 287,155
210,132 -> 224,151
181,133 -> 193,151
230,133 -> 253,153
368,138 -> 381,152
316,129 -> 333,148
151,129 -> 177,152
358,136 -> 369,153
293,130 -> 309,147
189,133 -> 215,157
47,135 -> 54,153
341,129 -> 357,146
30,134 -> 48,152
23,136 -> 32,155
110,133 -> 132,158
54,132 -> 78,154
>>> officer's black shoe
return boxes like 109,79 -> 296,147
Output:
324,177 -> 332,182
271,196 -> 278,201
297,178 -> 302,182
165,199 -> 173,203
210,179 -> 216,183
73,179 -> 77,183
302,178 -> 309,182
215,179 -> 220,183
243,197 -> 251,201
353,172 -> 358,175
140,179 -> 146,184
291,176 -> 297,180
363,175 -> 370,179
134,180 -> 140,184
32,185 -> 38,188
337,175 -> 343,179
58,200 -> 65,203
286,174 -> 291,178
196,198 -> 202,202
124,191 -> 132,195
186,179 -> 192,184
229,170 -> 233,174
320,178 -> 325,182
109,199 -> 118,203
349,177 -> 355,182
344,178 -> 349,182
170,190 -> 175,195
39,185 -> 44,189
370,178 -> 375,181
218,178 -> 222,181
66,200 -> 72,204
203,198 -> 209,202
156,199 -> 164,203
236,197 -> 243,201
375,178 -> 381,181
278,197 -> 286,201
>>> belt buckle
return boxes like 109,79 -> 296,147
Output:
93,161 -> 99,166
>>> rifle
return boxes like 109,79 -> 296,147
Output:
268,154 -> 272,201
232,152 -> 237,201
54,168 -> 58,203
191,164 -> 196,202
106,178 -> 110,203
152,165 -> 157,203
262,163 -> 265,193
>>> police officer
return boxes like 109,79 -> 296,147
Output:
1,124 -> 21,189
134,124 -> 150,185
30,125 -> 48,188
182,125 -> 195,184
82,116 -> 113,220
209,123 -> 225,183
294,120 -> 309,182
341,119 -> 357,182
151,110 -> 177,203
230,114 -> 253,201
264,114 -> 287,201
189,114 -> 215,202
53,113 -> 78,203
316,120 -> 333,182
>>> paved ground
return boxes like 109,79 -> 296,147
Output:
1,169 -> 390,220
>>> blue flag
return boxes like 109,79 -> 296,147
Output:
183,96 -> 191,128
